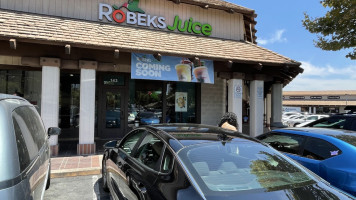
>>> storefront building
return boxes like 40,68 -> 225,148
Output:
283,91 -> 356,114
0,0 -> 302,155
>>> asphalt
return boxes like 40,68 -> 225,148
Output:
51,155 -> 102,178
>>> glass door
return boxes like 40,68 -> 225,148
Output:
98,88 -> 126,138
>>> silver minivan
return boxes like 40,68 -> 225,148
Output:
0,94 -> 60,199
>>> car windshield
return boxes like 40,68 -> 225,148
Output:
177,140 -> 315,194
329,134 -> 356,147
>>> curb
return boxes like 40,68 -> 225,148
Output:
51,168 -> 101,178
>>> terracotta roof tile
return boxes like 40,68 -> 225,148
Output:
0,9 -> 299,66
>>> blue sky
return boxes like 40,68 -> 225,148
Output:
228,0 -> 356,91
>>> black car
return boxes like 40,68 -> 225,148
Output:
302,114 -> 356,131
101,124 -> 355,200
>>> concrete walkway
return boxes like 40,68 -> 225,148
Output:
51,155 -> 102,178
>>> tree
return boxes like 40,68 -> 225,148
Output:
302,0 -> 356,59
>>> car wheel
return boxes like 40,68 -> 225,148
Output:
294,123 -> 300,127
102,153 -> 109,192
45,167 -> 51,190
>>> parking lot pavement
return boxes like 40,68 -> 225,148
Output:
44,175 -> 111,200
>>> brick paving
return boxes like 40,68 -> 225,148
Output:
50,155 -> 102,178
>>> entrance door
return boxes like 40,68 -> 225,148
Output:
98,88 -> 126,138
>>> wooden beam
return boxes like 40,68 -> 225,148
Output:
217,72 -> 232,79
114,49 -> 120,59
40,57 -> 60,67
62,60 -> 78,69
21,57 -> 41,67
232,72 -> 245,79
79,60 -> 97,70
9,39 -> 16,50
65,44 -> 71,55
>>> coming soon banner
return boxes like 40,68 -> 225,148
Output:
131,53 -> 214,84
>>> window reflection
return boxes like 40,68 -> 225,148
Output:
128,80 -> 162,127
166,82 -> 196,123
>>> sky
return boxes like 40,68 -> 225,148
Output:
228,0 -> 356,91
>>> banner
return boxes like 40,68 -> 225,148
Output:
131,53 -> 214,84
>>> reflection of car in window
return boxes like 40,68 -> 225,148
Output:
137,112 -> 160,125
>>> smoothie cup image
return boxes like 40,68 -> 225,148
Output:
193,66 -> 211,83
175,64 -> 192,82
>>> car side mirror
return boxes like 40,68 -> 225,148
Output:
48,127 -> 61,136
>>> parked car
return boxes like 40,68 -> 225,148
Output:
102,124 -> 355,200
302,114 -> 356,131
288,114 -> 329,127
257,128 -> 356,196
0,94 -> 61,199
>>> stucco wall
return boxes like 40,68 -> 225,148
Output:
201,73 -> 226,126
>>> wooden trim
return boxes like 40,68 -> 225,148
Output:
40,57 -> 60,67
79,60 -> 97,70
21,57 -> 41,67
62,60 -> 79,69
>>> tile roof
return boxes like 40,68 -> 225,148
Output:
283,91 -> 356,96
283,100 -> 356,106
182,0 -> 254,15
0,9 -> 299,66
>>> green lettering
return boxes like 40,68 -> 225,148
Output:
202,24 -> 212,36
177,18 -> 188,32
167,16 -> 179,31
192,22 -> 202,34
188,18 -> 193,33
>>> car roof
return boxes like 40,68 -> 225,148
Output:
144,123 -> 259,151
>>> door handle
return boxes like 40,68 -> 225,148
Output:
137,183 -> 147,194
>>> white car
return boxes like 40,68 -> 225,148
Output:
290,115 -> 329,127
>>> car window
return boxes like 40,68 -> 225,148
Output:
12,118 -> 32,172
259,132 -> 305,155
307,116 -> 318,120
13,106 -> 46,150
161,148 -> 174,173
134,133 -> 164,170
302,137 -> 341,160
119,130 -> 145,155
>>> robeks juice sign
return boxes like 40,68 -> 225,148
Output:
99,1 -> 212,36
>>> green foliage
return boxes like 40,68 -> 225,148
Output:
302,0 -> 356,59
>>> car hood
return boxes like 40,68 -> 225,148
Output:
203,182 -> 354,200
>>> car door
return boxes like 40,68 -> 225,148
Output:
128,131 -> 165,200
12,106 -> 49,200
110,129 -> 146,200
299,137 -> 341,178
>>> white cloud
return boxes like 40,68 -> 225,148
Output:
257,29 -> 287,45
284,61 -> 356,91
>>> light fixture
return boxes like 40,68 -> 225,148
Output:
153,53 -> 162,61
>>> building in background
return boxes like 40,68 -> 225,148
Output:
0,0 -> 302,155
283,91 -> 356,114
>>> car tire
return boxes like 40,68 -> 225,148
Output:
294,123 -> 300,127
45,167 -> 51,190
102,153 -> 109,192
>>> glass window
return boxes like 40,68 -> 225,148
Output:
13,106 -> 46,150
12,118 -> 31,172
128,80 -> 163,126
302,138 -> 341,160
259,132 -> 305,155
119,130 -> 145,155
134,133 -> 164,170
165,82 -> 196,123
161,148 -> 174,173
12,106 -> 46,171
177,142 -> 315,193
0,70 -> 42,110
